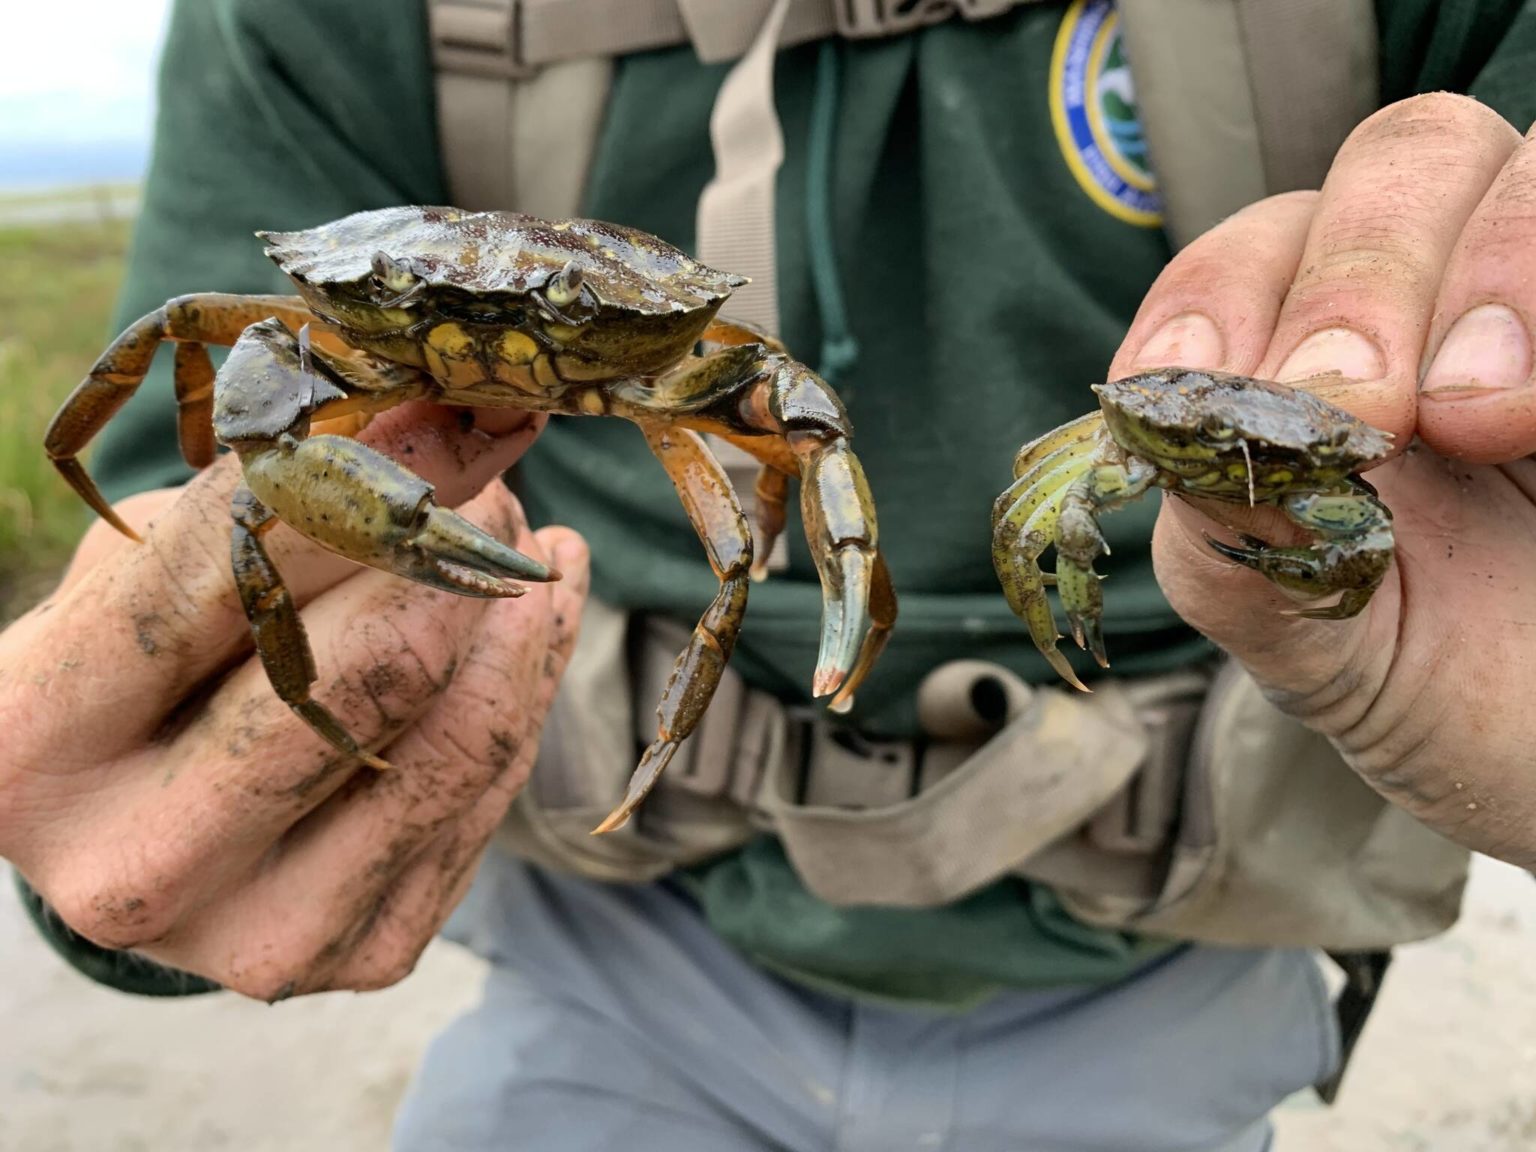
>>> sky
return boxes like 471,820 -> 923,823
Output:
0,0 -> 173,186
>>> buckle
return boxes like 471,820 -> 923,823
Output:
428,0 -> 540,80
834,0 -> 1015,39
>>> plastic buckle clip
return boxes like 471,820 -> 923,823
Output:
429,0 -> 540,80
834,0 -> 1013,39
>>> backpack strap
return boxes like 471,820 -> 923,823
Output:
430,0 -> 1022,74
428,0 -> 613,217
1118,0 -> 1379,249
695,0 -> 796,336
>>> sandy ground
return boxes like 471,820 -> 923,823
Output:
1,856 -> 1531,1152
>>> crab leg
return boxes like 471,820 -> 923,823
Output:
1205,479 -> 1393,620
692,320 -> 798,574
174,341 -> 219,468
216,320 -> 556,766
700,316 -> 790,355
231,485 -> 389,772
707,428 -> 896,711
1053,457 -> 1159,668
594,425 -> 754,834
614,346 -> 889,707
991,413 -> 1110,691
45,293 -> 328,539
748,465 -> 791,579
725,356 -> 878,701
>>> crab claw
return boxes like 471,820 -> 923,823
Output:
785,430 -> 883,704
1203,531 -> 1269,572
402,502 -> 559,596
812,545 -> 873,699
241,432 -> 557,598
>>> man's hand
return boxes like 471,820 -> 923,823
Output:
1110,94 -> 1536,867
0,403 -> 589,998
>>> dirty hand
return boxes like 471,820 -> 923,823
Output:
1110,95 -> 1536,867
0,405 -> 588,998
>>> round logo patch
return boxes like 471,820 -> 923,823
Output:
1050,0 -> 1162,227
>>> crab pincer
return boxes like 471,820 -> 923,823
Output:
786,430 -> 882,705
220,321 -> 557,767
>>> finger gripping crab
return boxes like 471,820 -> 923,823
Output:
992,368 -> 1394,689
47,207 -> 896,833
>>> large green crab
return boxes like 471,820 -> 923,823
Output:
993,367 -> 1394,689
46,206 -> 895,833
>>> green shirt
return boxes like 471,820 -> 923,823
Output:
59,0 -> 1536,1006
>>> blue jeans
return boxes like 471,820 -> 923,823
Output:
395,849 -> 1338,1151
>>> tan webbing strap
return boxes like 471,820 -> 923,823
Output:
429,0 -> 612,217
432,0 -> 1031,73
679,0 -> 833,62
763,680 -> 1151,906
695,0 -> 794,337
690,0 -> 794,557
1237,0 -> 1378,192
1118,0 -> 1378,250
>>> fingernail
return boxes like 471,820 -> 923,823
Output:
1276,328 -> 1385,384
1420,304 -> 1532,397
1132,312 -> 1225,370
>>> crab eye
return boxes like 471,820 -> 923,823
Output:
369,250 -> 418,296
544,259 -> 585,309
1200,414 -> 1236,440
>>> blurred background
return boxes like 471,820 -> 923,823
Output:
0,0 -> 161,620
0,4 -> 1532,1150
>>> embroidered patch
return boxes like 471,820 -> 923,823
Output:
1050,0 -> 1162,227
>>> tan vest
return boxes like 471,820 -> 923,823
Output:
425,0 -> 1468,956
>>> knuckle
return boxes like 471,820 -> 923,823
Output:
1347,92 -> 1514,154
346,596 -> 468,708
217,913 -> 353,1002
1292,243 -> 1439,311
1153,246 -> 1270,302
175,453 -> 244,521
321,900 -> 434,992
411,698 -> 531,793
43,872 -> 181,951
218,958 -> 312,1004
474,479 -> 527,541
1199,190 -> 1319,244
1253,188 -> 1323,214
340,941 -> 424,992
0,703 -> 48,808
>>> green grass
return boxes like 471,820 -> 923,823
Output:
0,216 -> 133,614
0,183 -> 138,210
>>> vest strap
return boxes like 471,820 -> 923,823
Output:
429,0 -> 1041,78
1119,0 -> 1378,248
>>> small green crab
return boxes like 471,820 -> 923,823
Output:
46,207 -> 896,833
993,367 -> 1394,689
